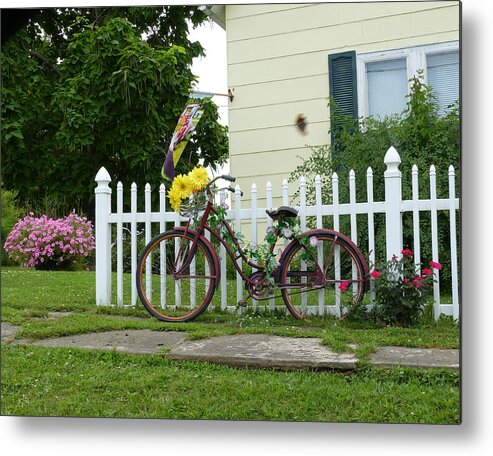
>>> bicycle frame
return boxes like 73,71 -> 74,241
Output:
172,200 -> 333,300
174,201 -> 271,283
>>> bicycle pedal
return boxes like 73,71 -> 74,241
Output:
237,300 -> 248,307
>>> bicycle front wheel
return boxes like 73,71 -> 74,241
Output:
279,231 -> 367,319
136,229 -> 217,322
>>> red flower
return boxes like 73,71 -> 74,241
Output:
422,268 -> 432,276
339,281 -> 350,292
404,278 -> 411,286
370,270 -> 380,279
413,275 -> 424,288
402,248 -> 413,257
430,261 -> 442,271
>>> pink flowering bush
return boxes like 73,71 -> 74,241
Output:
4,212 -> 95,270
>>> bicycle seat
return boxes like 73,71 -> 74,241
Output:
266,206 -> 298,221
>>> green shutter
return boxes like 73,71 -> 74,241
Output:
328,51 -> 358,143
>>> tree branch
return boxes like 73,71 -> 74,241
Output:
148,32 -> 167,48
93,7 -> 112,26
23,43 -> 63,78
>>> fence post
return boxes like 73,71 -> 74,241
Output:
251,182 -> 258,312
448,165 -> 459,321
411,165 -> 421,273
383,146 -> 403,260
145,183 -> 152,301
159,184 -> 167,309
266,182 -> 274,311
219,190 -> 227,310
95,167 -> 112,306
235,184 -> 243,309
315,175 -> 325,316
116,181 -> 124,306
332,172 -> 341,315
366,167 -> 375,304
130,182 -> 138,307
430,165 -> 441,320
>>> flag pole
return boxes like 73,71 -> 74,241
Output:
189,89 -> 234,102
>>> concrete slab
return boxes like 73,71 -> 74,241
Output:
3,323 -> 459,372
169,334 -> 358,371
47,311 -> 75,319
19,329 -> 187,355
371,346 -> 459,370
1,322 -> 22,342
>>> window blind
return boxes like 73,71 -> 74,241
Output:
366,58 -> 408,118
427,51 -> 459,115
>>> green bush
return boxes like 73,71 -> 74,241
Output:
368,251 -> 439,327
290,73 -> 459,291
1,189 -> 24,265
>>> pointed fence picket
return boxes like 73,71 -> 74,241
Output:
331,172 -> 341,316
366,167 -> 375,304
266,181 -> 275,311
94,147 -> 460,320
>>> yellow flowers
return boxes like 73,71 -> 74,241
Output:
172,174 -> 193,198
188,166 -> 209,192
167,166 -> 209,213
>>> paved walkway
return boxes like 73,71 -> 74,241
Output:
1,323 -> 459,371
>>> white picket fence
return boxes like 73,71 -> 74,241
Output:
94,146 -> 460,320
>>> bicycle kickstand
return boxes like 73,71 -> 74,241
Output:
237,291 -> 252,308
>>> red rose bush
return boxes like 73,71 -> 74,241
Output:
340,248 -> 442,326
368,249 -> 441,326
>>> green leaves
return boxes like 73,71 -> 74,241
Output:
4,125 -> 24,143
369,253 -> 436,327
1,7 -> 228,217
290,74 -> 459,291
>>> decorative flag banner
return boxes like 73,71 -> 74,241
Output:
162,100 -> 206,181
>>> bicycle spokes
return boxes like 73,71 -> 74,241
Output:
280,233 -> 366,319
137,230 -> 216,321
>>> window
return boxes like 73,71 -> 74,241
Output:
366,58 -> 408,118
427,51 -> 459,115
328,41 -> 459,121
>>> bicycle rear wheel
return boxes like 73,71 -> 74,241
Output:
279,231 -> 367,319
136,229 -> 217,322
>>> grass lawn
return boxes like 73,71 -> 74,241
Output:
1,267 -> 460,423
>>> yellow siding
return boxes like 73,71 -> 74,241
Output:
230,98 -> 328,132
226,1 -> 460,230
230,121 -> 329,156
227,3 -> 457,41
231,147 -> 319,177
226,3 -> 304,20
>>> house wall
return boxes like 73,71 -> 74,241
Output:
225,1 -> 460,210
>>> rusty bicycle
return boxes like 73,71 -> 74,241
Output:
136,175 -> 368,322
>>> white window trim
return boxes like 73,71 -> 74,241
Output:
356,41 -> 459,118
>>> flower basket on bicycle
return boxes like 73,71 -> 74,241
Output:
178,190 -> 208,219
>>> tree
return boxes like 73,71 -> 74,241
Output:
1,7 -> 229,217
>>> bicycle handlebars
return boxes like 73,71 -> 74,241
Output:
228,186 -> 243,197
205,175 -> 243,197
206,174 -> 236,188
